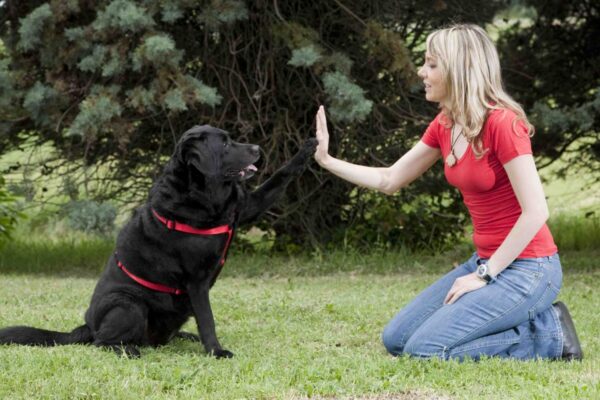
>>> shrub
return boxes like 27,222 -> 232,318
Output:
63,200 -> 117,236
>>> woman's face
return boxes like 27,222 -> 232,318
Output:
418,53 -> 447,103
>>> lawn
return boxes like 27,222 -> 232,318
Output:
0,248 -> 598,399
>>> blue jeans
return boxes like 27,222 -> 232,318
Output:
382,253 -> 564,360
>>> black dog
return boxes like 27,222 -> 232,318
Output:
0,125 -> 316,358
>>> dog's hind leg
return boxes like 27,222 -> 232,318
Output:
92,305 -> 147,358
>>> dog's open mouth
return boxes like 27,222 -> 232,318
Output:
226,164 -> 257,180
239,164 -> 257,179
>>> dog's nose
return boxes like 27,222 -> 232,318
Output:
250,145 -> 260,156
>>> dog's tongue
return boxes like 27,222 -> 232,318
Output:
239,164 -> 257,177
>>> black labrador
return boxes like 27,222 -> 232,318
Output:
0,125 -> 317,358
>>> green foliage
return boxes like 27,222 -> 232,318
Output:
160,1 -> 185,24
322,71 -> 373,122
67,90 -> 123,138
63,200 -> 117,236
0,177 -> 21,243
364,20 -> 416,83
0,58 -> 17,108
77,45 -> 107,73
16,3 -> 52,51
198,0 -> 248,31
126,85 -> 158,111
288,45 -> 322,67
549,212 -> 600,252
92,0 -> 155,33
0,1 -> 517,251
164,88 -> 187,112
22,82 -> 58,126
185,75 -> 222,107
132,34 -> 182,71
496,0 -> 600,173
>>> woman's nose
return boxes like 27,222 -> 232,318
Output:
417,66 -> 425,79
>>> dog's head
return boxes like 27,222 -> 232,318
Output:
175,125 -> 260,182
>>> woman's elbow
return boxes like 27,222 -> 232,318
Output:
380,179 -> 404,195
524,206 -> 549,225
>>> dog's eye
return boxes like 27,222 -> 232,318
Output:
223,142 -> 229,148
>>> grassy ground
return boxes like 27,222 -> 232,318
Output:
0,246 -> 599,399
1,141 -> 598,399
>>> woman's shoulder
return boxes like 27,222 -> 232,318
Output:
430,111 -> 449,129
484,108 -> 529,135
484,108 -> 532,158
486,108 -> 518,125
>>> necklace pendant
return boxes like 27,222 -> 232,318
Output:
446,153 -> 457,167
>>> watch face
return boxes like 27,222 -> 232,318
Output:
477,264 -> 487,277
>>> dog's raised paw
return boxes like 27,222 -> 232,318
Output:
303,137 -> 318,150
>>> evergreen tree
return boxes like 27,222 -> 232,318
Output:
496,0 -> 600,177
1,1 -> 518,250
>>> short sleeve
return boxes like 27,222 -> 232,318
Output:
488,110 -> 532,164
420,113 -> 442,149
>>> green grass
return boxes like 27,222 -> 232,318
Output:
1,249 -> 599,399
548,213 -> 600,252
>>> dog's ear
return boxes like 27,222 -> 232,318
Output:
175,125 -> 204,164
174,125 -> 222,178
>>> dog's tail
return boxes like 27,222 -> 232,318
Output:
0,324 -> 93,346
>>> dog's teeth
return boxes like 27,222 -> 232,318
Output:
247,165 -> 257,172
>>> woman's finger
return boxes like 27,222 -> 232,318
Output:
443,286 -> 455,305
446,288 -> 464,305
317,107 -> 328,136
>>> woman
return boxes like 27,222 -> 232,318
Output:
313,24 -> 582,361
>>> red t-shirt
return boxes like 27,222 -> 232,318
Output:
421,109 -> 557,258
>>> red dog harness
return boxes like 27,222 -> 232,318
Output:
115,209 -> 235,295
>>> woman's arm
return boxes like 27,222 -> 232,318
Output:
315,106 -> 441,194
486,154 -> 550,276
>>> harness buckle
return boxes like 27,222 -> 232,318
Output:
166,220 -> 176,230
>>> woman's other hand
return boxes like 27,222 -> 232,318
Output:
444,273 -> 486,305
315,105 -> 331,166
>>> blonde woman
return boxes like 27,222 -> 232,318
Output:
314,24 -> 582,361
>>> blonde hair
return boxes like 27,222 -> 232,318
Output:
426,24 -> 533,155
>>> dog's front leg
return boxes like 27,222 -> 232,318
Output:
238,138 -> 317,225
187,283 -> 233,358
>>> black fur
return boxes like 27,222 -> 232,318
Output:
0,125 -> 316,358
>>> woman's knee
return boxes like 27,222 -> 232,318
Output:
403,332 -> 446,359
381,323 -> 406,355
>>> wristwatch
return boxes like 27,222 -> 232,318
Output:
476,263 -> 494,283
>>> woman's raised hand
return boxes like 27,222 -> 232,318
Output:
314,105 -> 330,166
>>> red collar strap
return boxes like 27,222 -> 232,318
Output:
151,209 -> 233,237
115,210 -> 235,296
116,256 -> 186,295
151,208 -> 234,267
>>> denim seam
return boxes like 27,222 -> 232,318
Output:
450,337 -> 521,355
549,304 -> 564,358
528,280 -> 559,320
445,270 -> 544,357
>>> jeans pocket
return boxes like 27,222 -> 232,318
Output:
498,264 -> 542,299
